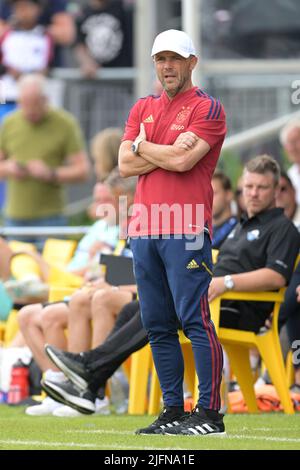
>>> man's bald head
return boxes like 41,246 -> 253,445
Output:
18,74 -> 49,123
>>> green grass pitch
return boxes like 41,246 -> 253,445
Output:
0,406 -> 299,450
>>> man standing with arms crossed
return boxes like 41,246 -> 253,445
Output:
119,30 -> 227,435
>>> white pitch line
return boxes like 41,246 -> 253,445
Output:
248,428 -> 299,432
228,435 -> 300,443
67,429 -> 133,436
1,434 -> 300,450
0,439 -> 183,451
67,430 -> 300,444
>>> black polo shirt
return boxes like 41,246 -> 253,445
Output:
214,207 -> 299,281
213,207 -> 300,332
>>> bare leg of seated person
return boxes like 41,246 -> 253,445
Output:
67,290 -> 94,352
90,288 -> 134,347
67,287 -> 135,352
42,301 -> 148,414
18,302 -> 70,415
19,302 -> 69,372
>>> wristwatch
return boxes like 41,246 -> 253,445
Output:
224,275 -> 235,290
131,137 -> 144,154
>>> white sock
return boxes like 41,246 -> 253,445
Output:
44,369 -> 66,383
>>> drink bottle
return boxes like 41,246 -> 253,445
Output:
7,359 -> 29,404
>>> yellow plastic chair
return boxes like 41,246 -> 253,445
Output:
42,238 -> 77,267
9,238 -> 78,281
2,310 -> 19,346
127,331 -> 196,415
48,285 -> 77,303
9,241 -> 40,280
211,249 -> 219,265
128,344 -> 153,414
0,321 -> 6,343
147,331 -> 196,415
286,350 -> 295,388
47,265 -> 83,288
210,288 -> 294,414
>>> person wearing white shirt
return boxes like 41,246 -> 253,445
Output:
280,119 -> 300,205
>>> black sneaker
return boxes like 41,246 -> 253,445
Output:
162,406 -> 226,436
41,378 -> 96,415
45,344 -> 92,390
135,407 -> 187,435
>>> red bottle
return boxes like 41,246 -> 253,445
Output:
7,359 -> 29,405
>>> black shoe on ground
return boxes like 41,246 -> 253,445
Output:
41,378 -> 96,415
162,406 -> 226,436
135,407 -> 187,435
45,344 -> 92,390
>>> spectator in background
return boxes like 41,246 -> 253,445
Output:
0,74 -> 90,248
17,170 -> 137,416
39,300 -> 145,416
235,174 -> 246,218
280,119 -> 300,205
256,259 -> 300,393
74,0 -> 132,78
40,155 -> 300,418
0,0 -> 54,116
276,172 -> 300,230
88,127 -> 123,219
0,0 -> 75,66
274,261 -> 300,393
209,155 -> 300,333
90,127 -> 123,182
212,170 -> 238,249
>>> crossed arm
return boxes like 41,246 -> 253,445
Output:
118,124 -> 210,177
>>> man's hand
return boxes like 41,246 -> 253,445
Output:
174,131 -> 199,150
4,161 -> 28,180
80,58 -> 99,79
26,160 -> 55,182
297,285 -> 300,303
136,123 -> 147,143
208,277 -> 226,302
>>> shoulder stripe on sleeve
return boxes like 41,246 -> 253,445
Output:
211,100 -> 221,120
205,97 -> 216,120
196,89 -> 223,120
196,88 -> 209,98
215,104 -> 222,120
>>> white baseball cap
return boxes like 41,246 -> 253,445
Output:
151,29 -> 196,58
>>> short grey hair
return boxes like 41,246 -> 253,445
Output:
18,74 -> 49,98
280,118 -> 300,145
244,154 -> 281,185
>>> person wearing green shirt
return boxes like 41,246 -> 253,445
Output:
0,73 -> 90,247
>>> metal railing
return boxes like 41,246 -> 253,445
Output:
48,63 -> 300,212
223,109 -> 300,153
2,108 -> 300,234
0,226 -> 90,238
51,62 -> 300,139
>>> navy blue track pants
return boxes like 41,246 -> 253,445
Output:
130,234 -> 223,410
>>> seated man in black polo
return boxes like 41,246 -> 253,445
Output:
209,154 -> 300,333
